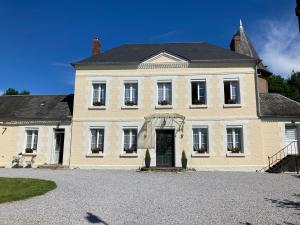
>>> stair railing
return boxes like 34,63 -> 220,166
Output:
258,141 -> 299,172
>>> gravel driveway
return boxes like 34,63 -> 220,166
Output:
0,169 -> 299,225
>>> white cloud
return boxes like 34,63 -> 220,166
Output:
254,18 -> 300,77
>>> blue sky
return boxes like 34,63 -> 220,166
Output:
0,0 -> 298,95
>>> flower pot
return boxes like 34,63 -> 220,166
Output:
181,158 -> 187,169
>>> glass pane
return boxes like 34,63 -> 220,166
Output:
224,81 -> 231,104
201,128 -> 208,149
191,82 -> 198,104
33,131 -> 38,150
98,130 -> 104,149
123,130 -> 130,149
26,131 -> 33,149
131,129 -> 137,149
199,82 -> 206,104
100,84 -> 106,105
93,84 -> 100,104
91,130 -> 97,149
157,83 -> 163,103
227,128 -> 233,149
193,129 -> 199,150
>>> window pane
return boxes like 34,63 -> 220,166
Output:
33,131 -> 38,150
201,128 -> 208,149
234,128 -> 242,150
224,81 -> 231,104
124,84 -> 131,102
123,130 -> 130,149
131,129 -> 137,149
191,82 -> 198,104
227,128 -> 233,150
193,129 -> 199,150
93,84 -> 99,103
26,131 -> 33,149
98,130 -> 104,149
157,83 -> 163,103
199,82 -> 206,104
132,83 -> 138,104
100,84 -> 106,105
231,81 -> 240,104
91,129 -> 97,149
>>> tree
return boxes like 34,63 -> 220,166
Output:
268,72 -> 300,102
3,88 -> 30,96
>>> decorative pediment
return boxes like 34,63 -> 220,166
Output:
138,52 -> 189,69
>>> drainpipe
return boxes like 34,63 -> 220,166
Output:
254,63 -> 261,118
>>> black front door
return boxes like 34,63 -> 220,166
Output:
156,130 -> 175,167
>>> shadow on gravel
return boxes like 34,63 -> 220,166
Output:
264,196 -> 300,211
85,212 -> 109,224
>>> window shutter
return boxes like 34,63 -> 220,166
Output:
285,127 -> 297,141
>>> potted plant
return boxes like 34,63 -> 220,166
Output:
125,100 -> 136,106
93,100 -> 105,106
145,149 -> 151,168
91,147 -> 103,154
124,147 -> 136,154
228,147 -> 241,153
194,147 -> 207,154
25,148 -> 33,154
181,151 -> 187,169
159,100 -> 169,105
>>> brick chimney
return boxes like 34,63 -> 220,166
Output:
92,37 -> 101,56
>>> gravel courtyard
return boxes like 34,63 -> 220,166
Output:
0,169 -> 299,225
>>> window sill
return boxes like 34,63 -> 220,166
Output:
189,105 -> 207,109
120,153 -> 138,158
191,153 -> 210,157
22,153 -> 37,156
121,106 -> 139,110
226,152 -> 245,157
86,153 -> 104,158
155,105 -> 173,109
88,106 -> 107,110
223,104 -> 242,108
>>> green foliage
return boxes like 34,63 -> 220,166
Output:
3,88 -> 30,96
181,150 -> 187,160
0,177 -> 56,203
268,72 -> 300,102
145,148 -> 151,160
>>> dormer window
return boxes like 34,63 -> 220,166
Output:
224,80 -> 240,105
92,83 -> 106,107
157,82 -> 172,106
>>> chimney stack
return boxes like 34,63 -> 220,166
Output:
92,37 -> 101,56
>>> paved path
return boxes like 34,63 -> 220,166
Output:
0,169 -> 299,225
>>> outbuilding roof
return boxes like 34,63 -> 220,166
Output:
259,93 -> 300,118
73,42 -> 256,66
0,95 -> 73,122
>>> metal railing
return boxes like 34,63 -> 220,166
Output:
258,141 -> 299,173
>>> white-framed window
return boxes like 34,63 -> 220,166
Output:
191,80 -> 206,105
157,82 -> 172,105
123,128 -> 138,154
92,83 -> 106,106
193,128 -> 209,153
224,80 -> 240,104
124,82 -> 138,106
90,128 -> 104,154
227,127 -> 243,153
25,130 -> 38,154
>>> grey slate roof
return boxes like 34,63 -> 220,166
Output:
73,42 -> 256,66
260,93 -> 300,118
0,95 -> 73,122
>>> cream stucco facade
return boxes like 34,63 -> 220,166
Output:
1,47 -> 299,171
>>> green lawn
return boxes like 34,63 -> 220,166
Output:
0,177 -> 57,203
